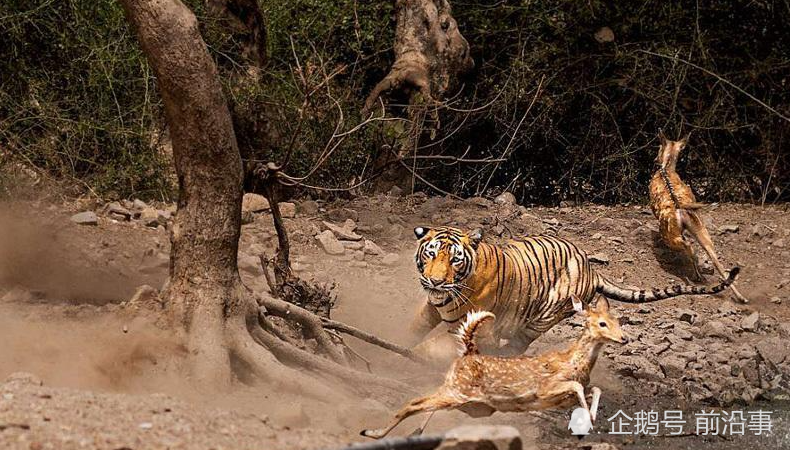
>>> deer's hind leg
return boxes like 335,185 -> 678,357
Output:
674,210 -> 704,281
682,211 -> 749,303
360,391 -> 462,439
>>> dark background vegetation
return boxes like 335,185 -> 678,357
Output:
1,0 -> 788,205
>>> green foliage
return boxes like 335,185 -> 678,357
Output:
0,0 -> 170,199
1,0 -> 788,203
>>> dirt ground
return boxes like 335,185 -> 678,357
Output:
1,194 -> 789,449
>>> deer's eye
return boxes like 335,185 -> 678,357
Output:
599,321 -> 608,328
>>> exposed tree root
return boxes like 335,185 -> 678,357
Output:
251,314 -> 413,399
259,293 -> 347,364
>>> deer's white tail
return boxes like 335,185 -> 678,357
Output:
457,311 -> 495,356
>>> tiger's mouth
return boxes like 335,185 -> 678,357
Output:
425,288 -> 451,305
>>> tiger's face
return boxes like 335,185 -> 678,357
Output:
414,226 -> 482,305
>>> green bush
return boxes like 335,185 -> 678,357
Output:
1,0 -> 788,204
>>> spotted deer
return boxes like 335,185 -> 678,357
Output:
649,131 -> 748,303
361,295 -> 628,439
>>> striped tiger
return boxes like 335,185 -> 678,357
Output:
410,226 -> 738,356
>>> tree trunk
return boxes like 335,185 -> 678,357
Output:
120,0 -> 250,386
120,0 -> 417,398
364,0 -> 474,112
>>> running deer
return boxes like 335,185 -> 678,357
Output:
361,295 -> 628,439
649,131 -> 748,303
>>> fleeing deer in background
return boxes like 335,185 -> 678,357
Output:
649,131 -> 749,303
361,295 -> 628,439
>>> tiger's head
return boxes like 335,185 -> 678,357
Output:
413,226 -> 483,305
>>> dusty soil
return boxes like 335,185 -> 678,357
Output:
1,194 -> 789,449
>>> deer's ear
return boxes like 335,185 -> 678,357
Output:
658,129 -> 668,146
593,296 -> 610,313
680,132 -> 691,146
468,228 -> 484,249
414,227 -> 431,239
571,295 -> 586,315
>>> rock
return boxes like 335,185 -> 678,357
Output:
157,209 -> 172,222
322,221 -> 362,241
341,241 -> 364,251
327,208 -> 358,222
242,193 -> 270,213
387,223 -> 405,239
594,26 -> 615,43
139,207 -> 160,227
677,309 -> 697,324
719,224 -> 739,234
773,239 -> 785,249
70,211 -> 98,226
349,261 -> 368,268
297,200 -> 319,216
279,202 -> 296,218
438,425 -> 522,450
353,250 -> 365,261
106,202 -> 132,220
380,253 -> 400,266
755,337 -> 788,365
494,192 -> 517,205
363,240 -> 383,255
778,322 -> 790,338
5,372 -> 43,386
675,327 -> 693,340
740,312 -> 760,332
659,355 -> 687,378
700,320 -> 731,339
589,253 -> 609,264
592,233 -> 602,240
389,185 -> 404,197
316,230 -> 345,255
132,199 -> 148,210
608,236 -> 624,244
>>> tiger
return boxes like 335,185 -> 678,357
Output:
408,226 -> 738,362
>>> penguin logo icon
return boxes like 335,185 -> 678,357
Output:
568,408 -> 593,435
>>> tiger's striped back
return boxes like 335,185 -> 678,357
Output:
414,227 -> 738,352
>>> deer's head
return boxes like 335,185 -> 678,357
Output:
571,295 -> 628,344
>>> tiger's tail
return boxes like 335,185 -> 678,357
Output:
457,311 -> 495,356
596,267 -> 739,303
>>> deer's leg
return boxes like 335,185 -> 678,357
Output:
683,212 -> 749,303
588,387 -> 602,422
538,381 -> 589,414
361,392 -> 461,439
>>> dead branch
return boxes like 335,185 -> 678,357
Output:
259,295 -> 346,364
320,317 -> 426,364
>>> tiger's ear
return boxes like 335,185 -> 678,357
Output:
414,227 -> 431,239
468,228 -> 483,249
571,294 -> 586,315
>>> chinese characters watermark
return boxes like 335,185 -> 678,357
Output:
600,409 -> 773,436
